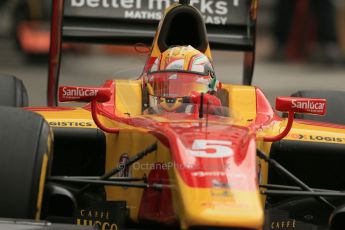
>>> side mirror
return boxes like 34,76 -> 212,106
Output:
276,97 -> 326,115
264,97 -> 327,142
58,86 -> 119,133
58,86 -> 111,103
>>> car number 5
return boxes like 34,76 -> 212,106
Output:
190,140 -> 233,158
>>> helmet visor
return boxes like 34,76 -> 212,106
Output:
147,72 -> 211,98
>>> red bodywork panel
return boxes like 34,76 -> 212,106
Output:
138,163 -> 175,224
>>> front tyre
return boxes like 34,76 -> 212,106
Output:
0,107 -> 52,219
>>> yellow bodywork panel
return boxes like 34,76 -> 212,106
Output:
104,132 -> 171,221
115,80 -> 142,116
35,108 -> 97,128
286,122 -> 345,144
172,171 -> 264,229
222,84 -> 257,123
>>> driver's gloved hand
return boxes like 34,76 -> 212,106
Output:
189,91 -> 222,107
187,91 -> 223,116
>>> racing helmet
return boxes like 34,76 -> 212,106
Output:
150,45 -> 215,75
146,46 -> 220,112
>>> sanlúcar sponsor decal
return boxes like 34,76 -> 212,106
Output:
59,86 -> 111,102
276,97 -> 326,115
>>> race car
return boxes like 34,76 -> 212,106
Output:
1,0 -> 345,230
12,0 -> 85,58
12,0 -> 52,56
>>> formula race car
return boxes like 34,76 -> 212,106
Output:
12,0 -> 52,56
1,0 -> 345,229
11,0 -> 85,58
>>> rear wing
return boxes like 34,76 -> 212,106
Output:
48,0 -> 258,106
62,0 -> 256,51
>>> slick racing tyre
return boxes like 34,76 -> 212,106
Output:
0,74 -> 28,107
291,90 -> 345,125
0,107 -> 52,219
0,219 -> 94,230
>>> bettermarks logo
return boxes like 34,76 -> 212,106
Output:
69,0 -> 240,25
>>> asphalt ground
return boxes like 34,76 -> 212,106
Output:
0,37 -> 345,107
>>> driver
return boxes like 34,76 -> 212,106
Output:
144,45 -> 222,114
